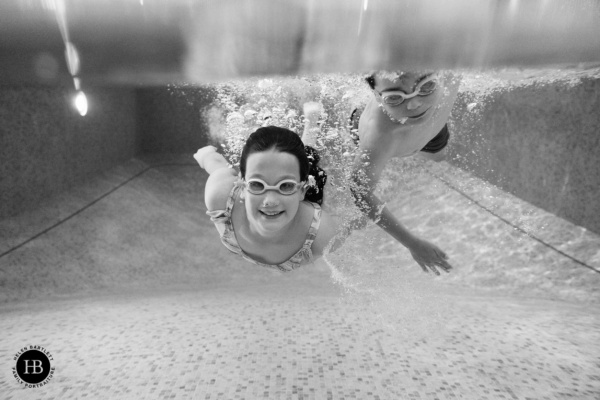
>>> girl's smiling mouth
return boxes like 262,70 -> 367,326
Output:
260,210 -> 284,218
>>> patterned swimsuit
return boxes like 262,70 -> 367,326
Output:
206,183 -> 322,272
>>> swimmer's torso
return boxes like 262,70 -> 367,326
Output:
358,75 -> 460,159
231,193 -> 317,265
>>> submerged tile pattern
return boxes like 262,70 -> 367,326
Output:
1,278 -> 599,399
1,154 -> 599,399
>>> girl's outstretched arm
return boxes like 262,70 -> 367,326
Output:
194,146 -> 230,174
194,146 -> 238,211
301,102 -> 323,147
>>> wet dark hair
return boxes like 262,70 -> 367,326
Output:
365,73 -> 376,90
240,126 -> 327,205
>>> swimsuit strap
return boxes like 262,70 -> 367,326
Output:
213,180 -> 244,253
301,202 -> 322,249
224,180 -> 243,216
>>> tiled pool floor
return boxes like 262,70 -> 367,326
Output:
1,273 -> 599,400
1,155 -> 599,399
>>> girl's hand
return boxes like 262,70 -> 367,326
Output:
194,146 -> 217,169
407,237 -> 453,275
303,102 -> 324,124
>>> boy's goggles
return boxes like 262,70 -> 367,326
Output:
375,75 -> 438,106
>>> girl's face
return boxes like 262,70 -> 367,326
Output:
243,149 -> 307,235
373,71 -> 444,125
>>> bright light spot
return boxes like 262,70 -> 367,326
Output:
65,42 -> 80,76
363,0 -> 369,11
74,91 -> 88,116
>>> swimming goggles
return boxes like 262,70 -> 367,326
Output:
374,74 -> 438,106
244,179 -> 305,195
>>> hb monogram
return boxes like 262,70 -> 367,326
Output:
22,359 -> 44,374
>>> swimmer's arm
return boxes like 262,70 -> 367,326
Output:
311,211 -> 351,257
350,157 -> 415,248
349,139 -> 393,223
301,102 -> 323,147
350,148 -> 452,275
193,146 -> 238,211
194,145 -> 231,174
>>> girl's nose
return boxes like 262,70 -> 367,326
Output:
262,191 -> 280,207
406,97 -> 423,111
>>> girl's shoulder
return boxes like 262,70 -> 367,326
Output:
204,167 -> 239,211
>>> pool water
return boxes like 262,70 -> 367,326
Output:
1,151 -> 598,399
2,0 -> 600,394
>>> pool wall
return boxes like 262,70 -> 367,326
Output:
0,85 -> 139,219
1,77 -> 599,234
449,76 -> 600,234
136,87 -> 215,154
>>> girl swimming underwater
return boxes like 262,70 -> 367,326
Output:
194,106 -> 451,274
195,125 -> 338,271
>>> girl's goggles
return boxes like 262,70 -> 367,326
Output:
244,179 -> 305,195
